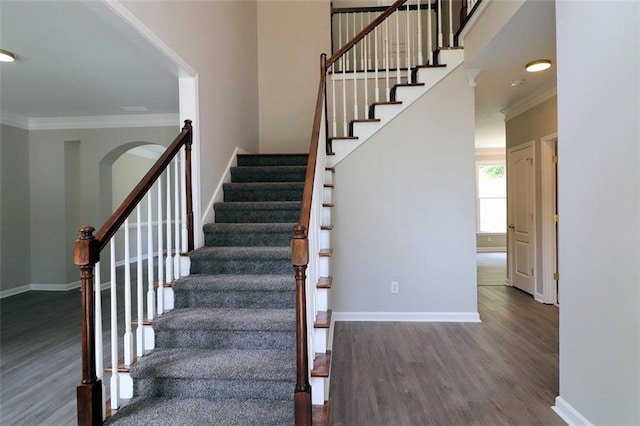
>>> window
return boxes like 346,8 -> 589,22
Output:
477,163 -> 506,233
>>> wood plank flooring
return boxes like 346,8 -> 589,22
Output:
329,287 -> 563,425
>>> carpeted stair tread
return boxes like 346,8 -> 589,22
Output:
106,397 -> 292,426
204,222 -> 295,247
214,201 -> 301,223
130,348 -> 295,381
173,274 -> 295,292
190,246 -> 291,275
230,166 -> 306,183
237,153 -> 308,167
154,308 -> 295,332
223,182 -> 304,202
191,246 -> 291,260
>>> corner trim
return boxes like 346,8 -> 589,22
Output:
332,312 -> 481,322
28,113 -> 180,130
552,397 -> 594,426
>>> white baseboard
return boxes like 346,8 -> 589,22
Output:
476,247 -> 507,253
30,281 -> 81,292
0,285 -> 31,298
201,147 -> 246,226
552,396 -> 593,426
332,311 -> 481,322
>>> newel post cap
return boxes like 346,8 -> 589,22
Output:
74,226 -> 100,266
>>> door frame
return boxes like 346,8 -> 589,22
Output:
506,141 -> 536,294
540,133 -> 559,304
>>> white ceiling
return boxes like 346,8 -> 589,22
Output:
0,1 -> 179,123
467,0 -> 557,148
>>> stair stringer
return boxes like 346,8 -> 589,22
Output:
328,49 -> 464,168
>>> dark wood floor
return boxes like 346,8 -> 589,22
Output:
329,286 -> 563,426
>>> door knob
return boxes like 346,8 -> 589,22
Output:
508,224 -> 515,229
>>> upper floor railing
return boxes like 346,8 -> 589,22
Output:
75,120 -> 193,425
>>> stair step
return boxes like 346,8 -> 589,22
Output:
204,223 -> 295,247
322,203 -> 334,208
311,351 -> 331,378
320,225 -> 333,231
319,249 -> 333,258
214,201 -> 301,223
107,398 -> 293,426
312,401 -> 330,426
317,276 -> 332,289
230,165 -> 306,183
348,118 -> 381,136
154,308 -> 295,350
410,63 -> 446,83
390,82 -> 425,101
314,310 -> 332,329
236,153 -> 308,167
190,246 -> 291,275
223,182 -> 304,202
173,274 -> 295,309
368,101 -> 402,119
131,348 -> 295,400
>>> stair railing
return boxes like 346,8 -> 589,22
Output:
327,0 -> 471,139
75,120 -> 194,426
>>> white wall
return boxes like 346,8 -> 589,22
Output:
257,0 -> 331,153
331,66 -> 477,317
555,1 -> 640,424
121,0 -> 260,227
0,124 -> 31,294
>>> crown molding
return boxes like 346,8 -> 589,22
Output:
0,112 -> 30,130
502,79 -> 557,121
1,111 -> 179,131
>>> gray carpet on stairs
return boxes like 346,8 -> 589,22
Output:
107,154 -> 307,425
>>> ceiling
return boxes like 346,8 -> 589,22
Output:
0,1 -> 179,124
0,0 -> 556,148
467,0 -> 557,148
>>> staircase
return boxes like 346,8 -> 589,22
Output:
107,154 -> 309,425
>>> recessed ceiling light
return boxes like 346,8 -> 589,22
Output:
0,49 -> 16,62
525,59 -> 552,73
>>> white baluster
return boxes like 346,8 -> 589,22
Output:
448,0 -> 454,47
406,1 -> 411,73
428,0 -> 433,63
360,12 -> 364,70
165,165 -> 173,287
174,157 -> 180,278
331,64 -> 337,136
94,262 -> 106,420
353,12 -> 358,120
375,24 -> 380,102
418,0 -> 423,65
438,0 -> 443,48
136,207 -> 144,357
180,149 -> 188,258
123,219 -> 134,366
109,241 -> 119,409
367,12 -> 373,70
364,34 -> 368,110
396,10 -> 401,83
146,194 -> 155,321
338,14 -> 343,72
157,175 -> 164,316
345,13 -> 350,71
385,19 -> 390,101
342,54 -> 348,135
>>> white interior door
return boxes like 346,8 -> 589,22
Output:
508,143 -> 535,295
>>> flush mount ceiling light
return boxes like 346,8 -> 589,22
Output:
0,49 -> 16,62
525,59 -> 551,73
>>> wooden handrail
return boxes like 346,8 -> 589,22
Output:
332,2 -> 432,15
327,0 -> 407,67
75,119 -> 193,426
454,0 -> 483,46
95,120 -> 193,251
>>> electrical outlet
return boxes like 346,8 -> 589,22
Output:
390,281 -> 399,294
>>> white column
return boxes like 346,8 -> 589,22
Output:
135,207 -> 145,357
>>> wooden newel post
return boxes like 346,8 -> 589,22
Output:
183,119 -> 194,252
292,224 -> 312,426
74,226 -> 102,426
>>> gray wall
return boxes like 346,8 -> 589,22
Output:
0,124 -> 31,294
26,126 -> 175,287
505,96 -> 557,290
556,1 -> 639,423
331,65 -> 477,314
257,0 -> 331,153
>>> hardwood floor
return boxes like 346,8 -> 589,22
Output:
329,287 -> 563,426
